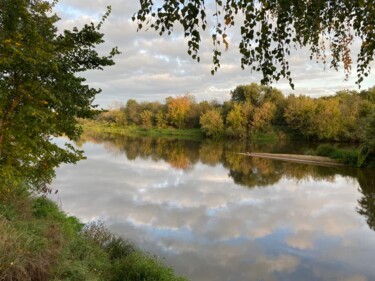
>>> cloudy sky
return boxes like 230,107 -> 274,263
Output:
55,0 -> 375,108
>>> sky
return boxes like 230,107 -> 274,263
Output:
54,0 -> 375,108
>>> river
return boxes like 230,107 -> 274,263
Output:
51,132 -> 375,281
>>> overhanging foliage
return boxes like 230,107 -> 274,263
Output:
0,0 -> 119,188
134,0 -> 374,88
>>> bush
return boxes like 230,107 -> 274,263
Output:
200,109 -> 224,138
1,191 -> 187,281
104,237 -> 137,260
357,144 -> 375,168
112,252 -> 187,281
316,144 -> 336,157
316,144 -> 359,166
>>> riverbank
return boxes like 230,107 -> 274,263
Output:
240,146 -> 371,167
79,119 -> 285,142
0,186 -> 187,281
80,120 -> 374,168
80,119 -> 204,141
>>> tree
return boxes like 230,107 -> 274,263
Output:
186,99 -> 210,128
263,87 -> 286,125
335,91 -> 366,141
230,83 -> 262,105
360,86 -> 375,103
284,95 -> 343,140
96,109 -> 127,125
225,103 -> 249,138
313,99 -> 342,140
155,110 -> 168,128
166,96 -> 191,129
200,109 -> 224,138
263,87 -> 285,105
134,1 -> 374,87
124,99 -> 141,125
0,0 -> 119,188
251,102 -> 276,132
140,109 -> 153,128
284,96 -> 318,139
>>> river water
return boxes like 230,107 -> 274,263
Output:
51,132 -> 375,281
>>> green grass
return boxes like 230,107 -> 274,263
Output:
0,186 -> 187,281
316,144 -> 360,167
80,120 -> 294,142
248,131 -> 281,141
80,120 -> 203,141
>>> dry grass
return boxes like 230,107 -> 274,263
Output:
0,190 -> 62,281
0,191 -> 187,281
0,217 -> 60,281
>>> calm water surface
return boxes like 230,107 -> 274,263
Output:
51,133 -> 375,281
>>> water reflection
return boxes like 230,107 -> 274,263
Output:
357,172 -> 375,231
77,131 -> 370,191
52,132 -> 375,281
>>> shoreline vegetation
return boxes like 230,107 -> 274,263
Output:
80,120 -> 204,141
0,186 -> 187,281
80,119 -> 368,168
83,83 -> 375,168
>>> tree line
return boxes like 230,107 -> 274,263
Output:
95,83 -> 375,143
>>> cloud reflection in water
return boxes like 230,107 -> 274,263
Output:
51,135 -> 375,281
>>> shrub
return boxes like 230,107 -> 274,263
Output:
1,194 -> 187,281
200,109 -> 224,138
316,144 -> 359,166
112,252 -> 187,281
316,144 -> 336,157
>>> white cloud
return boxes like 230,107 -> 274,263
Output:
53,0 -> 375,108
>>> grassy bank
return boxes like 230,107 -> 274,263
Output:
80,120 -> 374,168
79,119 -> 288,142
0,186 -> 186,281
314,144 -> 361,167
314,144 -> 375,168
80,120 -> 203,141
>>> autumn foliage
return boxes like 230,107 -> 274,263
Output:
96,84 -> 375,146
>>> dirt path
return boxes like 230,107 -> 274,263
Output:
239,152 -> 345,166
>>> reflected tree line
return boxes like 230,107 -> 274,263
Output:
78,132 -> 375,231
357,172 -> 375,231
